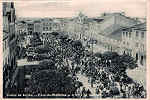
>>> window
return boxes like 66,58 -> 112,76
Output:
126,32 -> 128,37
129,29 -> 132,32
5,41 -> 6,51
123,41 -> 125,44
123,32 -> 125,36
4,40 -> 7,51
46,27 -> 48,31
129,32 -> 131,38
136,53 -> 138,61
3,42 -> 5,51
126,42 -> 129,45
130,51 -> 132,56
136,31 -> 139,37
141,32 -> 144,38
142,44 -> 145,51
49,27 -> 51,30
43,27 -> 45,31
136,43 -> 139,47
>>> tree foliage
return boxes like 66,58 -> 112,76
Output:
28,70 -> 80,95
101,52 -> 138,73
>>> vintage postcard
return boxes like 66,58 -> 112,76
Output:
0,0 -> 149,99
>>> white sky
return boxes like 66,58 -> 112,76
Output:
14,0 -> 146,18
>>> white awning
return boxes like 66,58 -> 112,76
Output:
17,59 -> 40,67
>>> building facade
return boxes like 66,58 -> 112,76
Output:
121,23 -> 146,66
16,21 -> 28,35
68,12 -> 146,66
34,20 -> 42,33
63,12 -> 89,40
27,21 -> 34,35
41,18 -> 53,34
3,2 -> 10,81
8,2 -> 17,69
51,18 -> 61,32
3,2 -> 17,95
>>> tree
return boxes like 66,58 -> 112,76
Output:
119,54 -> 138,69
94,52 -> 102,58
38,60 -> 56,70
102,51 -> 119,60
101,52 -> 138,73
28,70 -> 81,96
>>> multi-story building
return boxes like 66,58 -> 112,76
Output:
87,12 -> 140,39
3,2 -> 17,95
121,23 -> 146,66
65,12 -> 146,66
34,20 -> 42,33
16,21 -> 29,48
51,18 -> 61,32
41,18 -> 53,34
89,13 -> 146,66
27,21 -> 34,35
80,13 -> 141,52
16,21 -> 28,35
63,12 -> 89,40
3,2 -> 10,81
41,18 -> 61,33
9,2 -> 17,69
41,18 -> 62,42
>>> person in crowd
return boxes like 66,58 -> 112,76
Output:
81,87 -> 86,98
76,87 -> 81,98
91,77 -> 95,88
95,86 -> 100,98
86,89 -> 91,98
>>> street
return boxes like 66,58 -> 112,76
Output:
3,2 -> 147,98
127,65 -> 146,89
76,73 -> 97,97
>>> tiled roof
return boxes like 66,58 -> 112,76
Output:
95,13 -> 144,40
108,22 -> 146,40
122,22 -> 146,31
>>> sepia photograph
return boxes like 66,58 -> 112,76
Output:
2,0 -> 147,98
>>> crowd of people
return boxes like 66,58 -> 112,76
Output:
78,51 -> 146,98
14,31 -> 146,98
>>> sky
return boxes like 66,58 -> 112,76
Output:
14,0 -> 147,18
